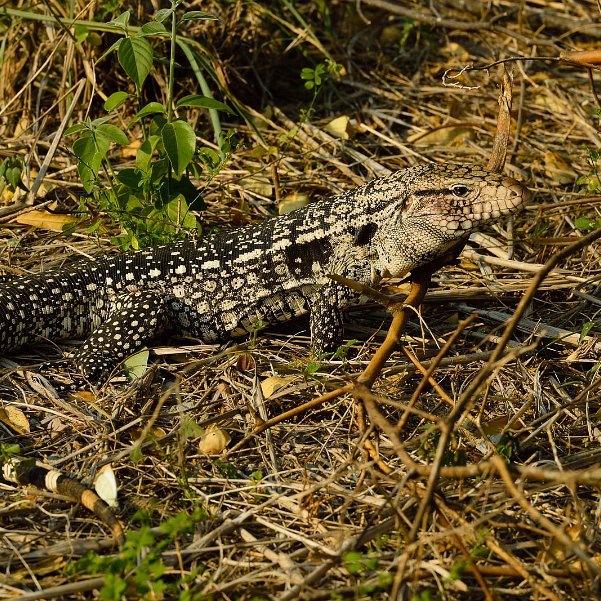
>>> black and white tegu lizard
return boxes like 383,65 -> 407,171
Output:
0,163 -> 528,544
0,164 -> 529,382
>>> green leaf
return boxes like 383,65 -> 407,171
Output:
167,176 -> 204,210
161,120 -> 196,177
73,134 -> 107,193
107,11 -> 130,31
176,94 -> 234,114
154,8 -> 173,22
116,168 -> 141,188
197,146 -> 220,168
104,91 -> 130,111
150,156 -> 170,184
133,102 -> 165,121
149,114 -> 168,136
95,37 -> 122,65
87,218 -> 102,234
90,114 -> 115,127
135,137 -> 159,173
181,416 -> 204,440
179,11 -> 218,22
124,349 -> 150,381
162,196 -> 182,222
130,445 -> 143,463
5,166 -> 27,191
72,134 -> 96,164
575,216 -> 601,231
1,157 -> 28,192
118,37 -> 153,89
139,21 -> 168,36
100,574 -> 127,600
343,551 -> 363,574
73,23 -> 89,43
97,124 -> 129,145
0,443 -> 21,458
64,123 -> 88,136
343,551 -> 378,574
581,320 -> 595,339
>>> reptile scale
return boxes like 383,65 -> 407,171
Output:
0,163 -> 529,543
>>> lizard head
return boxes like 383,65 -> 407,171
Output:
372,164 -> 530,277
401,164 -> 530,233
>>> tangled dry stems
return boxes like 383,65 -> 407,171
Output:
1,0 -> 601,599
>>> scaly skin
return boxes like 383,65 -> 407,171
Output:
0,164 -> 529,381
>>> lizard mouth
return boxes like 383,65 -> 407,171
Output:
504,175 -> 531,204
465,176 -> 530,226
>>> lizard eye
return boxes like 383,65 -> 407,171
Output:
451,184 -> 470,197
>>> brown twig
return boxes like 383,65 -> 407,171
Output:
357,239 -> 468,389
396,315 -> 478,433
226,384 -> 353,456
486,66 -> 512,173
491,455 -> 601,576
355,393 -> 392,475
328,273 -> 397,308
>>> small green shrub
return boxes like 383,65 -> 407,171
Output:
69,508 -> 207,600
67,2 -> 235,250
0,156 -> 28,196
299,58 -> 343,122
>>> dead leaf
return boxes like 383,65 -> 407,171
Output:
381,282 -> 411,296
539,524 -> 581,562
543,151 -> 577,184
408,125 -> 473,146
261,375 -> 295,398
129,425 -> 167,441
440,42 -> 471,63
0,405 -> 30,434
48,417 -> 69,434
323,115 -> 352,140
28,169 -> 51,199
124,348 -> 150,381
534,92 -> 568,115
278,192 -> 309,215
13,116 -> 29,138
12,211 -> 76,232
240,175 -> 272,197
1,187 -> 15,204
121,139 -> 141,158
94,464 -> 118,508
249,105 -> 274,131
237,353 -> 255,372
458,259 -> 479,271
379,25 -> 404,45
198,426 -> 231,455
70,389 -> 96,402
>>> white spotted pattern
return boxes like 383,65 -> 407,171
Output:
0,164 -> 528,381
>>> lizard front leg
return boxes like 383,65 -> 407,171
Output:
308,266 -> 369,354
74,289 -> 168,382
308,282 -> 346,354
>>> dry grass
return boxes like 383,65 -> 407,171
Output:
1,1 -> 601,599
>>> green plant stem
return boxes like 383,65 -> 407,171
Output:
166,1 -> 177,124
3,6 -> 230,150
177,40 -> 223,148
